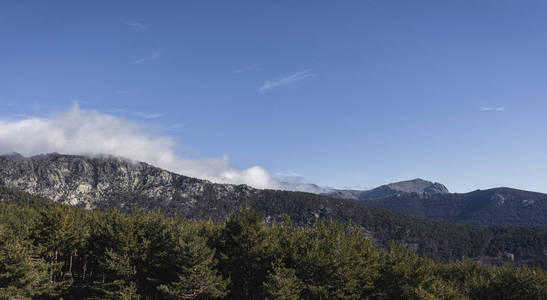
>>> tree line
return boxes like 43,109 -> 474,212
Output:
1,197 -> 546,300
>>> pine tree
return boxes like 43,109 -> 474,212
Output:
31,205 -> 88,282
157,221 -> 227,299
0,225 -> 52,299
374,243 -> 462,300
467,263 -> 547,300
215,204 -> 273,299
104,248 -> 141,300
263,261 -> 302,300
91,209 -> 178,298
330,222 -> 380,299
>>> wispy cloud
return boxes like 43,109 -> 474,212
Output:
481,106 -> 505,111
276,171 -> 304,178
260,69 -> 314,92
134,112 -> 164,119
124,21 -> 147,31
132,52 -> 160,64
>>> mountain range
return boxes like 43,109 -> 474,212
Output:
357,187 -> 547,227
323,178 -> 547,227
0,152 -> 545,267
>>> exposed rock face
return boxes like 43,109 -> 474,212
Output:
325,178 -> 449,201
0,153 -> 258,214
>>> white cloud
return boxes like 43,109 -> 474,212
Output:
124,22 -> 147,31
481,106 -> 505,111
260,69 -> 314,92
0,104 -> 281,190
132,52 -> 160,64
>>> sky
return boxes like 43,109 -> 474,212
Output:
0,1 -> 546,193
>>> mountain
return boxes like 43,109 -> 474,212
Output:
325,178 -> 450,201
0,153 -> 546,268
324,179 -> 547,227
0,152 -> 253,215
362,188 -> 547,227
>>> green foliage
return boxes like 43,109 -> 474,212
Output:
289,220 -> 381,299
439,260 -> 547,300
0,225 -> 52,299
263,261 -> 302,300
251,189 -> 547,268
215,204 -> 273,299
157,220 -> 227,299
373,243 -> 463,300
0,188 -> 545,300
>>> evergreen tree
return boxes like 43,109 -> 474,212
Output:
104,248 -> 140,300
215,205 -> 273,299
90,209 -> 176,298
158,221 -> 227,299
374,243 -> 462,300
1,195 -> 546,300
0,225 -> 52,299
467,263 -> 547,300
330,223 -> 380,299
31,205 -> 89,282
263,260 -> 302,300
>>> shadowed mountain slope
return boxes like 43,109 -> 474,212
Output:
364,188 -> 547,226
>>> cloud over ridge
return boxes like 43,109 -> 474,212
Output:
0,104 -> 281,190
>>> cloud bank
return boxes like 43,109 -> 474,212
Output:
0,104 -> 282,190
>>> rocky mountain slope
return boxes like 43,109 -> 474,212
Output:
0,153 -> 546,267
0,153 -> 258,215
325,178 -> 449,201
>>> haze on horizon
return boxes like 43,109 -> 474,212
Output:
0,1 -> 546,193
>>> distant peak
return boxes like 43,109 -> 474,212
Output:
385,178 -> 449,194
387,178 -> 429,186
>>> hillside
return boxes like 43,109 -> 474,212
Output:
358,188 -> 547,227
0,153 -> 546,268
2,193 -> 545,299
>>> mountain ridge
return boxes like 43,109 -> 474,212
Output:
0,153 -> 545,267
363,187 -> 547,226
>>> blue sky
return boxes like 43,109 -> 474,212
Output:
1,1 -> 546,192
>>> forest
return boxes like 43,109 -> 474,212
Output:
1,188 -> 546,300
